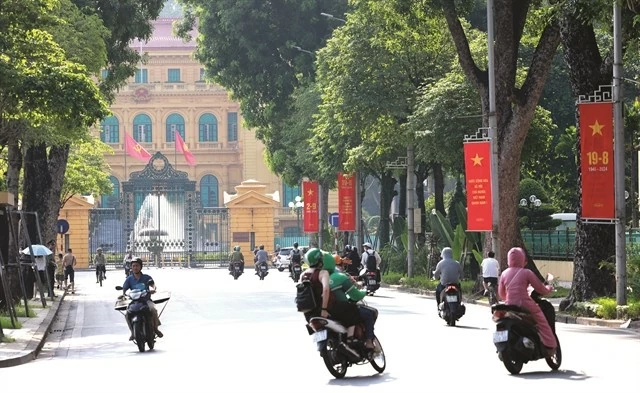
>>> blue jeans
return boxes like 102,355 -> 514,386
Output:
357,305 -> 376,340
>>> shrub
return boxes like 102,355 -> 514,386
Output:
627,302 -> 640,319
382,272 -> 403,285
401,275 -> 437,290
594,297 -> 617,319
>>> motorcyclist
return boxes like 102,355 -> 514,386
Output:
360,243 -> 381,282
498,247 -> 557,356
228,245 -> 245,274
121,258 -> 163,340
345,245 -> 362,277
123,250 -> 133,277
94,248 -> 107,283
289,242 -> 303,277
300,248 -> 332,321
254,244 -> 269,274
327,253 -> 377,351
434,247 -> 463,310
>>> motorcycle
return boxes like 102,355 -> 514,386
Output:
230,261 -> 243,280
124,261 -> 131,277
291,262 -> 302,282
257,262 -> 269,280
306,306 -> 386,379
438,283 -> 466,326
359,268 -> 380,296
114,285 -> 170,352
491,290 -> 562,374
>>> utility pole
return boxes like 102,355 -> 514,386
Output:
407,142 -> 415,278
613,1 -> 627,306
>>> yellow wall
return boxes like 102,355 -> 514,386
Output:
57,196 -> 93,268
535,260 -> 574,283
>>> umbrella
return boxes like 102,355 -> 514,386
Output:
22,245 -> 53,256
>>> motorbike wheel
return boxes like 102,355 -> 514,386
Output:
322,337 -> 348,379
133,320 -> 146,352
501,351 -> 523,375
545,337 -> 562,370
369,336 -> 386,373
146,322 -> 155,350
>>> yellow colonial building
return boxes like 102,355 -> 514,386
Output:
69,18 -> 337,266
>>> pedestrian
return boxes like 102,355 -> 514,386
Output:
63,248 -> 76,294
55,253 -> 65,290
46,242 -> 57,296
481,251 -> 500,296
33,254 -> 51,298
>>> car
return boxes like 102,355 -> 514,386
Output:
274,247 -> 293,271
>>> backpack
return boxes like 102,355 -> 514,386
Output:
366,251 -> 377,271
295,273 -> 318,313
291,248 -> 302,264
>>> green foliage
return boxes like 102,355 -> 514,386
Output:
382,272 -> 403,285
517,178 -> 561,230
62,139 -> 114,207
593,297 -> 618,319
0,317 -> 22,330
626,243 -> 640,298
627,302 -> 640,319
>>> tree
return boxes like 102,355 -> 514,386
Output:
517,178 -> 560,231
62,139 -> 113,208
558,2 -> 640,308
432,1 -> 561,272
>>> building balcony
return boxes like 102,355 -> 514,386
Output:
126,82 -> 227,93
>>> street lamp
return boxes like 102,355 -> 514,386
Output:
289,196 -> 304,236
519,195 -> 542,230
320,12 -> 346,23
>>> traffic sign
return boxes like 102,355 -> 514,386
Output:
329,213 -> 339,228
56,219 -> 69,234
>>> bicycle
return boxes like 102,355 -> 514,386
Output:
96,265 -> 106,287
487,282 -> 498,306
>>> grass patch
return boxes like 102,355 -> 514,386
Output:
1,335 -> 16,343
0,316 -> 23,329
548,287 -> 570,298
13,306 -> 37,318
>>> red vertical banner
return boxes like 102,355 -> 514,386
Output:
463,141 -> 493,231
303,181 -> 319,232
579,102 -> 614,219
338,172 -> 356,231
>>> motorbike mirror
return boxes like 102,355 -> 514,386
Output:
115,286 -> 123,291
546,273 -> 554,283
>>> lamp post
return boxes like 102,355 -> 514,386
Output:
320,12 -> 346,23
289,196 -> 304,236
519,195 -> 542,230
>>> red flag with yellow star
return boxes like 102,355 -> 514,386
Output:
124,132 -> 152,162
338,172 -> 356,231
579,102 -> 614,219
175,131 -> 196,166
303,181 -> 319,232
463,141 -> 492,231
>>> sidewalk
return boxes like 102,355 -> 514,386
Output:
0,289 -> 66,368
382,283 -> 640,331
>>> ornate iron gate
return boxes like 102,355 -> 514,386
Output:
89,152 -> 230,268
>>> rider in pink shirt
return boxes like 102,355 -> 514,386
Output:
498,247 -> 557,353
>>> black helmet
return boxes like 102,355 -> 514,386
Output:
132,257 -> 143,267
293,242 -> 299,248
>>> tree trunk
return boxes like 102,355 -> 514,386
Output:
398,172 -> 406,219
559,11 -> 616,309
415,165 -> 428,247
432,163 -> 445,215
378,172 -> 397,250
5,138 -> 23,299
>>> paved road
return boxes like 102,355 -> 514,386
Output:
2,268 -> 638,392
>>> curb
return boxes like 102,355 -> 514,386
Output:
381,283 -> 635,331
0,291 -> 66,368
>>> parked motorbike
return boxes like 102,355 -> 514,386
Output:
291,262 -> 302,282
359,268 -> 380,295
491,290 -> 562,374
257,262 -> 269,280
230,261 -> 243,280
114,285 -> 170,352
438,283 -> 466,326
306,306 -> 386,379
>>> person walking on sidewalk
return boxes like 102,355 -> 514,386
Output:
55,253 -> 65,290
63,249 -> 77,294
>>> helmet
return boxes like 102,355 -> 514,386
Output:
334,254 -> 343,265
363,242 -> 372,249
293,242 -> 298,248
131,257 -> 143,267
305,248 -> 324,267
259,245 -> 264,250
322,252 -> 336,272
234,245 -> 240,251
96,248 -> 103,252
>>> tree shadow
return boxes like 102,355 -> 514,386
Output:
514,369 -> 591,381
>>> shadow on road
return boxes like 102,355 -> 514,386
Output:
451,325 -> 488,331
327,372 -> 397,386
515,369 -> 591,381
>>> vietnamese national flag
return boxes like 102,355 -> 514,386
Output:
463,141 -> 492,231
124,132 -> 152,162
175,131 -> 196,166
303,181 -> 319,232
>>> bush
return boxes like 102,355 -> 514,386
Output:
382,272 -> 404,285
380,244 -> 407,275
594,297 -> 618,319
627,302 -> 640,319
401,275 -> 438,290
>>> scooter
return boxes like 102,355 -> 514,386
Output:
291,262 -> 302,282
359,268 -> 380,295
307,304 -> 385,379
438,283 -> 466,326
230,261 -> 243,280
256,262 -> 269,280
491,288 -> 561,374
114,285 -> 170,352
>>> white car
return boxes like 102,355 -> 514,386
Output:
274,247 -> 293,271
